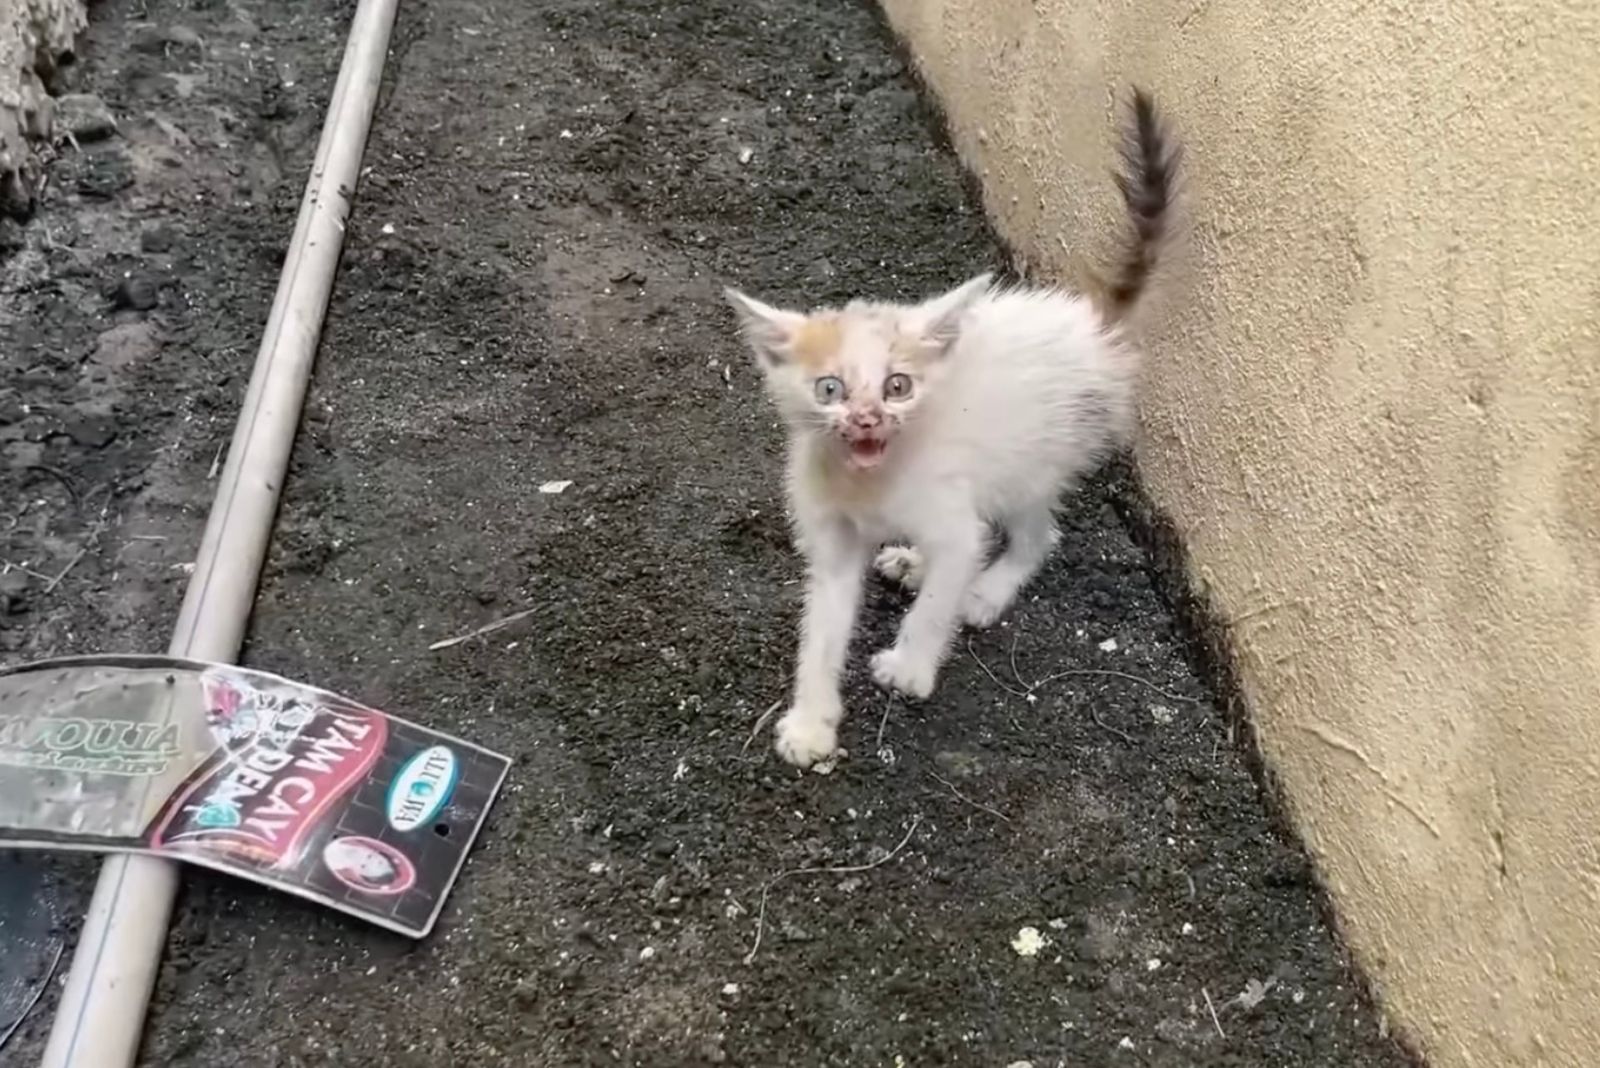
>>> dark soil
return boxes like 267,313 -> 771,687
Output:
3,0 -> 1417,1065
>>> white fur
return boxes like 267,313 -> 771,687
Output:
728,275 -> 1140,767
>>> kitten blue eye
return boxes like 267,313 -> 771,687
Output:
884,373 -> 914,400
814,376 -> 846,404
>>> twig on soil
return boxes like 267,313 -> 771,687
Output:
1032,667 -> 1202,706
207,442 -> 226,480
930,771 -> 1010,823
0,560 -> 54,584
1008,629 -> 1027,691
0,937 -> 64,1051
969,635 -> 1204,710
44,547 -> 87,593
876,690 -> 895,750
967,638 -> 1031,698
743,816 -> 923,966
1202,986 -> 1226,1039
743,699 -> 782,756
427,607 -> 537,651
1089,708 -> 1137,746
23,464 -> 82,511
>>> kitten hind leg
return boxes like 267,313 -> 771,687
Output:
874,545 -> 925,591
963,503 -> 1058,628
872,520 -> 985,699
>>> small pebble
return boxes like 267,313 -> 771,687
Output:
1011,926 -> 1047,957
53,94 -> 117,142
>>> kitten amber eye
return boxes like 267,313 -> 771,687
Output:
813,376 -> 846,404
884,373 -> 914,400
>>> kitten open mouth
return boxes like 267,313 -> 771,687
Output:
847,438 -> 888,468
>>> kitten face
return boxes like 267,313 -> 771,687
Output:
725,274 -> 993,471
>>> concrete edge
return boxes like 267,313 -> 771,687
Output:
860,6 -> 1429,1063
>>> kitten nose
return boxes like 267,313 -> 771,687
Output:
848,408 -> 884,429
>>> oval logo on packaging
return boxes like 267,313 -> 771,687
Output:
385,746 -> 459,832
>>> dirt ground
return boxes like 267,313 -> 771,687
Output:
2,0 -> 1419,1065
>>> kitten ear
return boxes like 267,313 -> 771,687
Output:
724,288 -> 805,368
915,272 -> 994,351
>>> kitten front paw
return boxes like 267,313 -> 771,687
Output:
774,708 -> 839,768
871,646 -> 939,700
874,546 -> 925,591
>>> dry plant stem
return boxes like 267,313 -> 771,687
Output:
968,637 -> 1031,698
1033,667 -> 1201,705
971,633 -> 1204,706
876,690 -> 895,749
1203,986 -> 1227,1039
0,939 -> 64,1050
1090,708 -> 1136,745
44,548 -> 87,593
427,607 -> 537,651
930,771 -> 1010,822
1,560 -> 55,584
24,464 -> 82,510
743,699 -> 782,756
743,816 -> 923,965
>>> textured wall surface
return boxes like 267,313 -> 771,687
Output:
0,0 -> 87,200
880,0 -> 1600,1064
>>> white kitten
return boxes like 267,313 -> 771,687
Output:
727,89 -> 1181,767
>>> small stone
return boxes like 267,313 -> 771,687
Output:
1077,914 -> 1120,962
140,224 -> 177,253
933,750 -> 983,778
132,24 -> 205,56
638,946 -> 656,962
1154,1017 -> 1189,1043
76,150 -> 135,199
805,257 -> 836,282
111,273 -> 161,311
1010,926 -> 1048,957
64,415 -> 117,449
53,94 -> 117,142
0,218 -> 24,257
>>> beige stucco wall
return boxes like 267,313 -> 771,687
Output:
880,0 -> 1600,1064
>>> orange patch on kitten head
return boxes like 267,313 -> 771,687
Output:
790,315 -> 842,371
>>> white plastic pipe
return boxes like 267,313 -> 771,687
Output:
39,0 -> 400,1063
